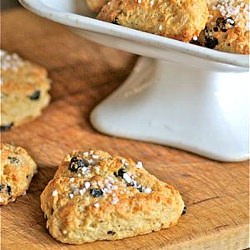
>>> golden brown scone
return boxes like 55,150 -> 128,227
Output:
41,149 -> 185,244
97,0 -> 209,42
0,50 -> 51,131
86,0 -> 108,12
0,143 -> 37,205
196,0 -> 249,54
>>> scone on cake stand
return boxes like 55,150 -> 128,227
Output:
19,0 -> 249,161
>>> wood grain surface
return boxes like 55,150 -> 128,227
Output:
1,8 -> 249,250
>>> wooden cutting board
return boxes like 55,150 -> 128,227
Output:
1,8 -> 249,250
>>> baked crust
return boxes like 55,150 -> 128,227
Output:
0,50 -> 51,130
0,143 -> 37,205
97,0 -> 209,42
41,149 -> 185,244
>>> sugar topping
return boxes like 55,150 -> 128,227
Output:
61,150 -> 153,208
144,187 -> 152,194
136,161 -> 143,169
69,177 -> 75,182
62,230 -> 68,235
79,189 -> 86,195
93,202 -> 100,208
111,196 -> 119,205
0,50 -> 24,72
123,173 -> 132,183
0,50 -> 25,85
150,0 -> 155,6
52,190 -> 58,197
210,0 -> 249,30
84,181 -> 91,189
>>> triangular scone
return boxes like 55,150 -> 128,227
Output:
97,0 -> 209,42
41,149 -> 185,244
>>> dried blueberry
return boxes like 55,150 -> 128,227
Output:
69,156 -> 89,172
28,90 -> 40,100
89,188 -> 103,197
0,184 -> 5,192
107,231 -> 116,235
216,17 -> 226,31
112,17 -> 119,25
182,206 -> 187,215
6,185 -> 11,195
0,122 -> 14,132
114,168 -> 126,178
8,156 -> 19,164
216,17 -> 235,32
205,37 -> 218,49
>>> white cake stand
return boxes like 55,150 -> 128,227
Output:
20,0 -> 250,161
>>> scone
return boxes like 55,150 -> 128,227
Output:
86,0 -> 108,12
0,50 -> 51,131
0,143 -> 37,205
97,0 -> 209,42
197,0 -> 249,54
41,149 -> 185,244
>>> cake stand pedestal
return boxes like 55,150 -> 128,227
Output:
90,57 -> 249,161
